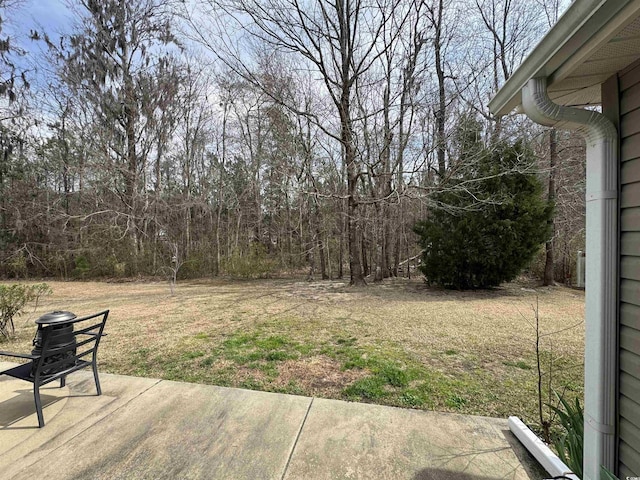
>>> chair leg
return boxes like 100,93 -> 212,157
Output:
33,384 -> 45,428
92,362 -> 101,396
60,376 -> 66,388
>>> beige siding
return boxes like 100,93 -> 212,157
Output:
614,62 -> 640,475
621,160 -> 640,185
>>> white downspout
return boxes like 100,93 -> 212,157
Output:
521,77 -> 617,480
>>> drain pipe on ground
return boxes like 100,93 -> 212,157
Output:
520,77 -> 618,480
508,417 -> 579,479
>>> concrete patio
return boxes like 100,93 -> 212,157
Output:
0,361 -> 545,479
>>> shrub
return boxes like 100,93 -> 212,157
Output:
73,255 -> 91,278
414,139 -> 552,289
0,283 -> 52,340
7,252 -> 27,278
222,243 -> 277,278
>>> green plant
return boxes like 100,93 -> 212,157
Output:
549,393 -> 583,479
503,360 -> 532,370
0,283 -> 52,339
445,394 -> 467,409
601,467 -> 619,480
414,133 -> 552,289
343,377 -> 388,400
7,252 -> 27,278
379,364 -> 410,387
73,255 -> 91,278
400,391 -> 426,407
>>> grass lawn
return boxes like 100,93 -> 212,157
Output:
2,277 -> 584,433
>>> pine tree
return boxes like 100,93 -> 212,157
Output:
414,137 -> 552,289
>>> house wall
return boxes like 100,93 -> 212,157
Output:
604,62 -> 640,477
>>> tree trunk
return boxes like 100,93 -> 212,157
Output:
433,0 -> 447,177
361,228 -> 369,277
338,206 -> 344,279
216,102 -> 228,276
124,86 -> 139,267
314,198 -> 329,280
343,105 -> 366,285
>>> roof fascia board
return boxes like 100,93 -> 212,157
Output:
488,0 -> 635,116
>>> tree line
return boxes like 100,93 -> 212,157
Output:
0,0 -> 584,286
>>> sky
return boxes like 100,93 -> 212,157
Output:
2,0 -> 574,104
0,0 -> 72,99
8,0 -> 574,47
11,0 -> 73,38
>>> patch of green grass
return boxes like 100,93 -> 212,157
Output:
271,380 -> 305,396
182,351 -> 205,360
265,350 -> 297,361
219,332 -> 302,364
344,348 -> 495,414
445,349 -> 457,355
445,394 -> 467,410
344,377 -> 388,400
240,378 -> 263,390
336,344 -> 479,411
126,328 -> 315,388
400,390 -> 427,407
257,363 -> 279,379
133,347 -> 150,358
335,336 -> 357,346
129,348 -> 154,375
503,360 -> 532,370
222,333 -> 255,349
294,343 -> 315,355
378,363 -> 410,388
255,335 -> 289,350
199,356 -> 215,367
342,356 -> 367,370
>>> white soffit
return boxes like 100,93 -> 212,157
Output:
489,0 -> 640,115
548,14 -> 640,107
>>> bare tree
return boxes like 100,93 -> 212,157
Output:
0,0 -> 579,286
184,0 -> 413,285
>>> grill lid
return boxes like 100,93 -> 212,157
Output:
35,310 -> 77,325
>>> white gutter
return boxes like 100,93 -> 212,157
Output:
522,77 -> 617,480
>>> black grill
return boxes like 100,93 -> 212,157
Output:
30,311 -> 77,377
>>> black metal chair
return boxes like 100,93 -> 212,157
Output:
0,310 -> 108,427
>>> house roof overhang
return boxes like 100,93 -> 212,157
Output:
489,0 -> 640,116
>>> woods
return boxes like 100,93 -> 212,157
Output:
0,0 -> 583,285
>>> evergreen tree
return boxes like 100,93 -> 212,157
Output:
414,138 -> 552,289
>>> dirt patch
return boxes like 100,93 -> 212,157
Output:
274,356 -> 368,396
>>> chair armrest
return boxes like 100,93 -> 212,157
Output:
0,350 -> 40,360
76,332 -> 107,337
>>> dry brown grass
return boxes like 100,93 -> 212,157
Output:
2,277 -> 585,428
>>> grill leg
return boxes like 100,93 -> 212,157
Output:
33,384 -> 45,428
60,376 -> 66,388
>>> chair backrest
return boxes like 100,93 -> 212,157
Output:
34,310 -> 109,378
